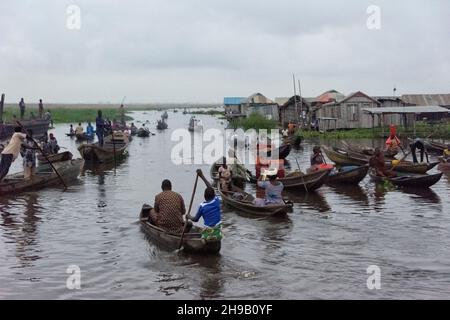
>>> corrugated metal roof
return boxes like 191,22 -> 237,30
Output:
224,97 -> 245,105
401,94 -> 450,106
363,106 -> 450,114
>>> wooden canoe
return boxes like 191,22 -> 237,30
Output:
78,132 -> 129,163
0,159 -> 84,195
210,159 -> 256,184
76,133 -> 94,142
327,165 -> 369,185
137,128 -> 150,137
341,141 -> 398,158
259,144 -> 292,160
278,169 -> 331,191
438,161 -> 450,172
322,145 -> 369,166
37,151 -> 73,164
139,205 -> 221,254
78,143 -> 128,163
323,145 -> 438,174
369,169 -> 443,188
218,185 -> 292,217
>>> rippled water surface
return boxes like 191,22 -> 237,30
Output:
1,110 -> 450,299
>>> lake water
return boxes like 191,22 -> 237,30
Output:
1,110 -> 449,299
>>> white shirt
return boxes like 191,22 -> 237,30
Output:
2,133 -> 27,159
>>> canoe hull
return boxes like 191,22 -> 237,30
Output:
37,151 -> 73,164
139,207 -> 221,254
0,159 -> 84,195
327,165 -> 369,185
369,170 -> 443,188
279,169 -> 330,191
218,186 -> 292,217
78,143 -> 128,163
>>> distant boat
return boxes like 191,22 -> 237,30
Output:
188,116 -> 203,132
157,119 -> 168,130
161,111 -> 168,120
0,118 -> 50,140
137,127 -> 150,137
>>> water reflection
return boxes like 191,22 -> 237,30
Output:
401,188 -> 441,204
284,190 -> 331,212
328,185 -> 369,206
0,194 -> 42,268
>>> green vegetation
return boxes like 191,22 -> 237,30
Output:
2,108 -> 133,124
295,122 -> 450,139
229,112 -> 278,131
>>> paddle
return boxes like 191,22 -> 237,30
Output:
392,150 -> 412,170
16,121 -> 67,190
178,173 -> 199,250
295,157 -> 308,192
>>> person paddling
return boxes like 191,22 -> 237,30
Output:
189,187 -> 223,241
20,129 -> 38,180
96,110 -> 105,147
0,127 -> 27,181
253,168 -> 284,206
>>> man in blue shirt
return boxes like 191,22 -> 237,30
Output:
191,187 -> 221,228
95,110 -> 105,147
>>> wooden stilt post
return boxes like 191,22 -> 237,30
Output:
0,93 -> 5,123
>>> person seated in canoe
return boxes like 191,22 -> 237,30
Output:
307,146 -> 325,173
20,129 -> 38,180
149,179 -> 186,235
442,148 -> 450,162
409,138 -> 429,164
385,125 -> 401,154
218,157 -> 232,191
0,127 -> 27,182
253,168 -> 284,206
75,123 -> 84,136
69,124 -> 75,135
130,123 -> 138,134
369,148 -> 396,178
189,187 -> 223,241
86,122 -> 94,137
49,133 -> 60,154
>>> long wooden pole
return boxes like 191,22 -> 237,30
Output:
298,79 -> 303,127
178,173 -> 199,249
16,121 -> 67,190
292,74 -> 299,126
0,93 -> 5,123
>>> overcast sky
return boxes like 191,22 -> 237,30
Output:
0,0 -> 449,103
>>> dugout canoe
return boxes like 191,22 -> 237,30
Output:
76,133 -> 94,142
137,128 -> 150,137
139,205 -> 221,254
437,161 -> 450,172
326,165 -> 369,185
322,145 -> 369,166
278,168 -> 331,191
37,151 -> 73,164
341,140 -> 398,158
0,159 -> 84,195
210,159 -> 257,184
78,132 -> 129,163
218,185 -> 292,217
369,170 -> 443,188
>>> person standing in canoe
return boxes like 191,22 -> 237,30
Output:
119,104 -> 126,127
409,138 -> 428,164
218,157 -> 232,191
150,179 -> 186,234
48,133 -> 60,154
96,110 -> 105,147
38,99 -> 44,119
369,148 -> 396,178
0,127 -> 27,182
75,123 -> 84,136
86,122 -> 94,138
69,124 -> 75,135
189,187 -> 222,241
385,125 -> 401,154
253,168 -> 284,206
20,130 -> 38,180
19,98 -> 26,119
